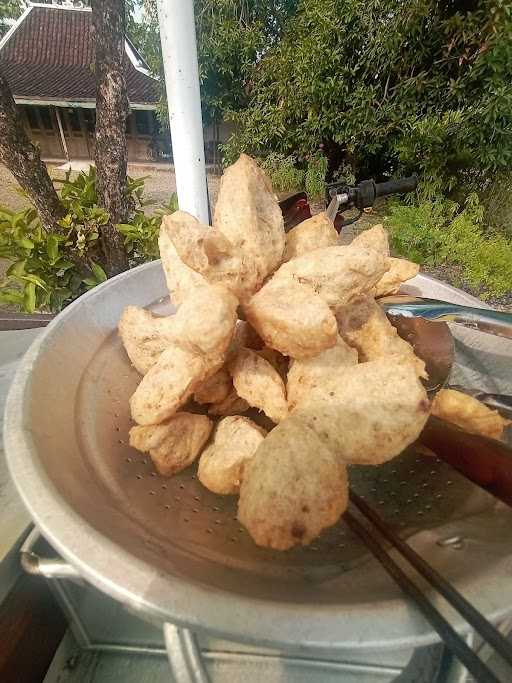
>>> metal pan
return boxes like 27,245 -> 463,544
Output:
5,262 -> 512,652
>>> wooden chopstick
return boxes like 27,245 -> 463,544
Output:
345,490 -> 512,682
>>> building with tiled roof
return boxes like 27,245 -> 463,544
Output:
0,2 -> 163,162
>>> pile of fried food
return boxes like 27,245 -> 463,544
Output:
119,154 -> 510,551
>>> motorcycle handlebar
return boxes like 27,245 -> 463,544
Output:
375,175 -> 418,198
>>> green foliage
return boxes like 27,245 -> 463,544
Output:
118,193 -> 178,263
129,1 -> 297,126
256,152 -> 328,198
0,168 -> 177,313
304,153 -> 328,199
258,154 -> 305,193
386,194 -> 512,298
0,0 -> 24,37
479,171 -> 512,239
225,0 -> 512,191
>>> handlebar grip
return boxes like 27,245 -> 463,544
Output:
375,175 -> 418,198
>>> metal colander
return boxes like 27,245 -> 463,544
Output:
5,261 -> 512,652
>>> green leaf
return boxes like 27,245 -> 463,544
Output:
82,277 -> 98,289
91,263 -> 107,283
19,274 -> 48,290
23,281 -> 36,313
19,238 -> 34,250
7,260 -> 26,277
46,234 -> 60,263
55,259 -> 75,272
0,289 -> 24,305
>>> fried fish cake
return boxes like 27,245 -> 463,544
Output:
293,359 -> 430,465
238,416 -> 348,550
130,345 -> 212,425
170,284 -> 238,361
373,257 -> 419,297
272,245 -> 388,309
194,367 -> 232,405
229,348 -> 288,423
198,416 -> 267,494
158,218 -> 209,307
161,211 -> 243,298
207,388 -> 250,417
214,154 -> 285,299
431,389 -> 511,440
335,295 -> 427,378
287,335 -> 358,411
257,347 -> 289,382
351,224 -> 390,256
118,306 -> 177,375
129,412 -> 213,476
283,212 -> 338,262
243,279 -> 338,359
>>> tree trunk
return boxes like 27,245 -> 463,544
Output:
0,69 -> 65,231
92,0 -> 129,276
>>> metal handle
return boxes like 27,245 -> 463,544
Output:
164,623 -> 210,683
382,300 -> 512,340
20,527 -> 82,580
476,394 -> 512,420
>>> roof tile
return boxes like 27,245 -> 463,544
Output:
0,6 -> 158,104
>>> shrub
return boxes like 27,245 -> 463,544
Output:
255,152 -> 328,198
225,0 -> 512,195
386,194 -> 512,298
0,168 -> 177,313
304,153 -> 328,199
258,153 -> 305,193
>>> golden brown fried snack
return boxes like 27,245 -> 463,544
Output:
194,367 -> 232,405
272,245 -> 388,309
293,359 -> 429,465
214,154 -> 285,300
129,412 -> 213,476
130,284 -> 238,425
171,284 -> 238,361
198,416 -> 267,494
238,416 -> 349,550
158,218 -> 209,307
283,212 -> 338,262
243,279 -> 338,359
351,224 -> 390,256
431,389 -> 511,440
257,347 -> 289,382
161,211 -> 243,297
373,257 -> 419,297
229,348 -> 288,423
287,335 -> 358,411
130,345 -> 211,425
207,389 -> 250,416
335,295 -> 427,378
118,306 -> 177,375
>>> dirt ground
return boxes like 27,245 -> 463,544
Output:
0,162 -> 222,214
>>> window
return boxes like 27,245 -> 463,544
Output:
66,108 -> 81,132
82,109 -> 96,134
135,110 -> 151,136
25,107 -> 39,130
39,106 -> 54,131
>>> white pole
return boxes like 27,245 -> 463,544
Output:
156,0 -> 209,223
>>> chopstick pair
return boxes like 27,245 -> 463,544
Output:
346,490 -> 512,683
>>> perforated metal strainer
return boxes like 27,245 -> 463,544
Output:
5,261 -> 512,653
